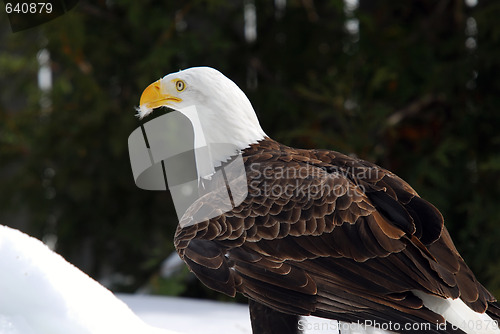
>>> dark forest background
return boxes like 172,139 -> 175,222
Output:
1,0 -> 500,301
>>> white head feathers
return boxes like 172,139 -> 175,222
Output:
138,67 -> 267,161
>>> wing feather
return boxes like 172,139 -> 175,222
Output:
175,138 -> 497,331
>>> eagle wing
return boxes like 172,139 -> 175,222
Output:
174,139 -> 498,329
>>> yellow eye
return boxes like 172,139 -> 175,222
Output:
176,80 -> 185,92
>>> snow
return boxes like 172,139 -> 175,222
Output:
118,294 -> 251,334
0,225 -> 177,334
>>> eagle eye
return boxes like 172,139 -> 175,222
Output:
176,80 -> 185,92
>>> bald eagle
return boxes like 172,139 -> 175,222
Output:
136,67 -> 500,334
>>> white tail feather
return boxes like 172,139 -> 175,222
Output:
413,290 -> 500,334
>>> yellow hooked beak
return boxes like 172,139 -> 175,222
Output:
139,80 -> 182,110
